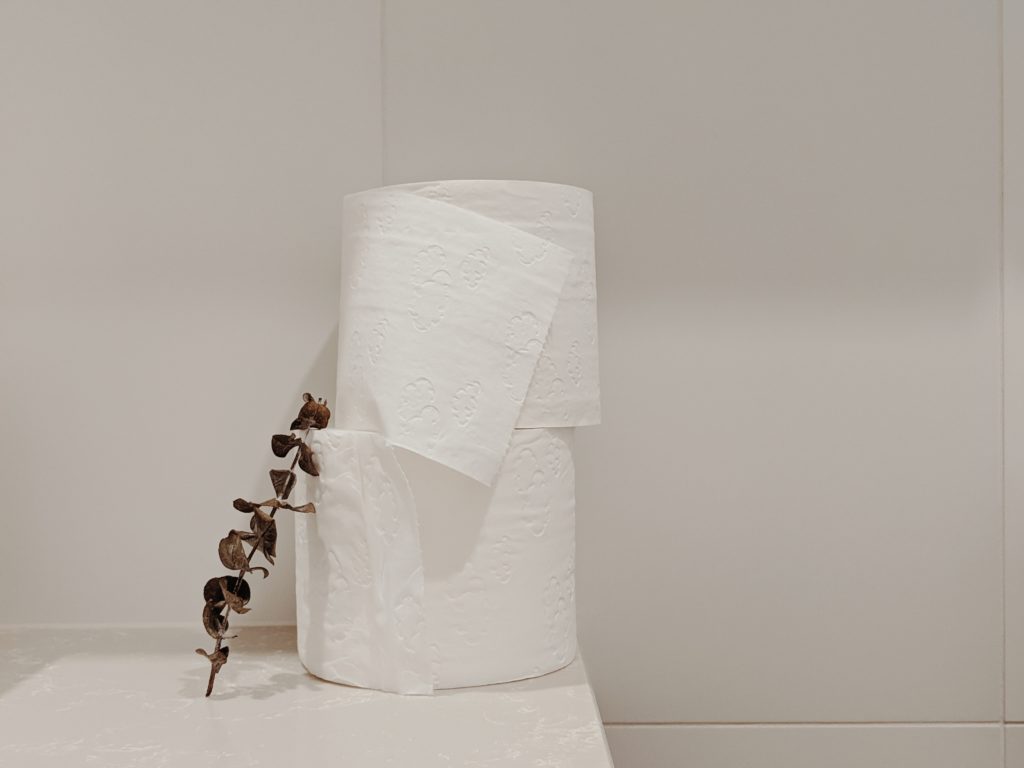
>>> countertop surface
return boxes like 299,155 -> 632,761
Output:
0,626 -> 613,767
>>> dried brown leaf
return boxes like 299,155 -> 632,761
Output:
311,401 -> 331,428
271,433 -> 301,458
218,576 -> 251,613
218,531 -> 249,570
291,394 -> 331,430
202,602 -> 229,639
297,442 -> 318,476
248,513 -> 277,564
233,498 -> 259,514
203,577 -> 225,606
195,647 -> 225,664
270,468 -> 296,499
282,501 -> 316,514
222,575 -> 251,602
204,575 -> 250,605
195,646 -> 230,678
253,505 -> 276,524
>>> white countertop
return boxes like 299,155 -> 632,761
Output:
0,626 -> 613,767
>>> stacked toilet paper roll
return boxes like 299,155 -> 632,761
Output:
295,180 -> 599,693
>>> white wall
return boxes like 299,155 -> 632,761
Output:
1,1 -> 1019,766
382,0 -> 1005,765
0,0 -> 382,624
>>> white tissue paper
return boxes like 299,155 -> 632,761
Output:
296,180 -> 598,693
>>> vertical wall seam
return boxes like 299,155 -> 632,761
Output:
379,0 -> 387,184
1002,0 -> 1010,743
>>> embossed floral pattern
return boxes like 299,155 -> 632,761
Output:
502,312 -> 547,404
488,534 -> 517,585
513,445 -> 552,537
504,311 -> 543,350
567,340 -> 583,387
459,247 -> 492,289
514,234 -> 550,266
409,245 -> 453,332
543,560 -> 575,663
375,197 -> 397,234
349,318 -> 390,376
395,593 -> 426,655
365,319 -> 389,365
563,191 -> 583,218
529,352 -> 569,419
364,454 -> 402,544
398,377 -> 442,443
544,434 -> 570,480
446,565 -> 494,647
451,381 -> 481,427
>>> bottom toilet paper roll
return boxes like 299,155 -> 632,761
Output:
295,427 -> 577,692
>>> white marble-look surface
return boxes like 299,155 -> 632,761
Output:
0,626 -> 612,767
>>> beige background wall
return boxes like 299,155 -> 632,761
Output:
1,1 -> 1019,766
381,0 -> 1006,763
0,0 -> 382,624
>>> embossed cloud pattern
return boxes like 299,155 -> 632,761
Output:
296,180 -> 599,693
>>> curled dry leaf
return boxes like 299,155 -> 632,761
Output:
246,514 -> 277,564
271,433 -> 301,459
290,393 -> 331,430
204,575 -> 250,606
196,645 -> 229,667
252,505 -> 276,525
297,442 -> 318,477
218,531 -> 249,570
202,602 -> 229,639
270,468 -> 296,499
203,577 -> 226,606
220,575 -> 250,604
218,576 -> 251,614
233,498 -> 260,514
283,501 -> 316,514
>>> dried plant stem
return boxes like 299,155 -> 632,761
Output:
204,644 -> 221,697
204,428 -> 312,697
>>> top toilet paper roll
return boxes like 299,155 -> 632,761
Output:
334,180 -> 599,483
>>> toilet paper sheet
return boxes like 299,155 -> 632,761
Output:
336,180 -> 599,482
